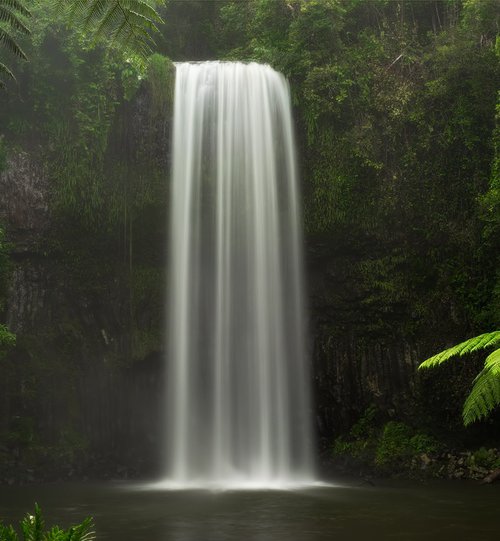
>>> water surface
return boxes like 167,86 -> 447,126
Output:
0,480 -> 499,540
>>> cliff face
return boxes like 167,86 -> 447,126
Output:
0,78 -> 172,481
0,54 -> 487,482
0,153 -> 49,252
306,247 -> 421,447
0,99 -> 465,482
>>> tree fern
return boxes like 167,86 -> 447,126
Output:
0,0 -> 31,88
419,331 -> 500,425
462,348 -> 500,425
62,0 -> 164,64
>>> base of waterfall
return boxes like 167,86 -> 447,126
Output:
141,476 -> 327,491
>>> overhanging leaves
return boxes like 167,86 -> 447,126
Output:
462,348 -> 500,425
419,331 -> 500,369
62,0 -> 164,63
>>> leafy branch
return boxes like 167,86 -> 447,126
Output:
0,0 -> 165,88
419,331 -> 500,426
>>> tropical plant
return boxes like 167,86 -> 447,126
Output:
61,0 -> 165,65
0,0 -> 31,87
419,331 -> 500,425
1,0 -> 165,88
0,504 -> 95,541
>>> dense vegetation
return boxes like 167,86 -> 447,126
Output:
0,0 -> 499,479
206,0 -> 500,338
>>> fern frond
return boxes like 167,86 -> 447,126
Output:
0,6 -> 30,34
462,348 -> 500,425
0,60 -> 15,80
124,0 -> 162,23
0,27 -> 27,59
419,331 -> 500,370
62,0 -> 164,61
0,0 -> 30,88
82,0 -> 107,28
0,0 -> 31,18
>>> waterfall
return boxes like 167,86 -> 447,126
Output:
162,61 -> 314,488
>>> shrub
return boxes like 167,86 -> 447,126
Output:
375,422 -> 440,469
0,504 -> 94,541
468,447 -> 500,470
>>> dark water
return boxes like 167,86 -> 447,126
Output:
0,479 -> 499,540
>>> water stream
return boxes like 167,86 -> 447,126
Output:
161,62 -> 314,488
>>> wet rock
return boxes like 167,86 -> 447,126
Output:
0,152 -> 49,251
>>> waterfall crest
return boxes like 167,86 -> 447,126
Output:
162,61 -> 314,488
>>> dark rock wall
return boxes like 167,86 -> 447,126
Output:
0,70 -> 479,481
0,83 -> 170,480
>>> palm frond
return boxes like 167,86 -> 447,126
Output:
419,331 -> 500,370
462,348 -> 500,425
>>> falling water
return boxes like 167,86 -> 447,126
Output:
162,61 -> 314,488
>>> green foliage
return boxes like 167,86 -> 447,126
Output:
62,0 -> 165,66
145,52 -> 174,116
332,405 -> 379,461
420,332 -> 500,369
349,404 -> 377,440
419,332 -> 500,425
213,0 -> 499,341
0,504 -> 94,541
0,323 -> 15,358
332,410 -> 441,474
0,0 -> 31,87
375,422 -> 440,467
462,348 -> 500,425
467,446 -> 500,470
129,265 -> 163,361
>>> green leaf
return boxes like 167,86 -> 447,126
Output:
0,27 -> 28,59
0,61 -> 15,81
419,331 -> 500,369
0,0 -> 31,18
463,348 -> 500,425
64,517 -> 95,541
0,6 -> 30,34
20,503 -> 44,541
0,523 -> 19,541
62,0 -> 164,63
